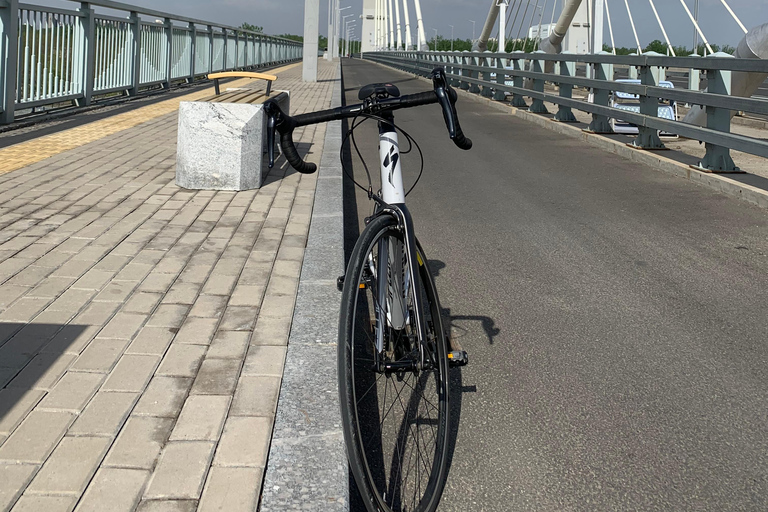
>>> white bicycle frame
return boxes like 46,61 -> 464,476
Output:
372,120 -> 428,366
378,126 -> 407,332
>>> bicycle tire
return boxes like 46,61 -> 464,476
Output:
338,214 -> 450,512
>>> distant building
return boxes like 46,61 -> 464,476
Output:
528,23 -> 555,40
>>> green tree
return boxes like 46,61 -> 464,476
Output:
644,39 -> 667,54
239,23 -> 263,33
275,34 -> 328,50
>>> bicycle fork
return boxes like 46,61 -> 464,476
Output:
373,206 -> 430,373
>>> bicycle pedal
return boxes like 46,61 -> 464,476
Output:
336,275 -> 345,292
447,350 -> 468,367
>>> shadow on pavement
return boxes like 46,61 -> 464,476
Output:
0,324 -> 89,426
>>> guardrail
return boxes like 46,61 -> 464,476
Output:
363,50 -> 768,172
0,0 -> 303,123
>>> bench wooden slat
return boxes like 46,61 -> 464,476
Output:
230,91 -> 267,104
208,71 -> 277,81
208,71 -> 277,96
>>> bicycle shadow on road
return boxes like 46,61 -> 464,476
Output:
427,259 -> 500,496
427,259 -> 501,346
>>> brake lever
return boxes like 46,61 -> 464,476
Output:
431,68 -> 457,138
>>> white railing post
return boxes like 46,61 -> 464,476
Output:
245,33 -> 250,67
207,25 -> 213,73
75,2 -> 95,106
0,0 -> 19,123
128,11 -> 140,96
222,28 -> 228,70
234,30 -> 239,69
163,17 -> 171,88
188,22 -> 195,82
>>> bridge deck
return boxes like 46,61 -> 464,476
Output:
2,54 -> 768,511
0,59 -> 338,511
341,58 -> 768,511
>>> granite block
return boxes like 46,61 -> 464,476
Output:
176,93 -> 290,192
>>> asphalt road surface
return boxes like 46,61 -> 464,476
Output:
340,58 -> 768,511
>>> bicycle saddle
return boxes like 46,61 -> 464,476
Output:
358,82 -> 400,100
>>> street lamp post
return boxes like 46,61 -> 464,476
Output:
346,26 -> 356,56
345,19 -> 356,56
432,28 -> 438,51
448,24 -> 453,52
335,4 -> 351,58
469,19 -> 475,41
342,13 -> 353,57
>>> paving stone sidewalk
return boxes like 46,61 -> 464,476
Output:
0,58 -> 338,511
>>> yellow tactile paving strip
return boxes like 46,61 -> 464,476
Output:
0,62 -> 300,177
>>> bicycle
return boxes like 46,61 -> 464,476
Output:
264,67 -> 471,512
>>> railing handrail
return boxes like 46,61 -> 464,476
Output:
386,50 -> 768,74
363,50 -> 768,172
413,57 -> 768,116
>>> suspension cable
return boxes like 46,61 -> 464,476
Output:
719,0 -> 748,34
605,0 -> 616,54
623,0 -> 642,54
678,0 -> 713,55
512,0 -> 532,51
505,0 -> 524,46
520,0 -> 540,52
535,0 -> 549,50
648,0 -> 676,56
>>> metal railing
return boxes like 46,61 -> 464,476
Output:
0,0 -> 303,123
363,50 -> 768,172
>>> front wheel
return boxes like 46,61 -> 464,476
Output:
338,214 -> 450,512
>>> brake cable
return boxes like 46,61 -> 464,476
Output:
339,109 -> 425,200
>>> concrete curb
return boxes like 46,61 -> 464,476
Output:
379,63 -> 768,211
260,61 -> 348,511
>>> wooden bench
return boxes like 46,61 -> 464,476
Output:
176,81 -> 289,191
208,71 -> 278,96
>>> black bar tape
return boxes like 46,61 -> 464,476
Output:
293,106 -> 347,128
280,130 -> 317,174
397,91 -> 437,107
452,128 -> 473,150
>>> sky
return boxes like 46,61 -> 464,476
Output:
47,0 -> 766,49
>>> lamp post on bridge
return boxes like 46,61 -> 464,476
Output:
449,24 -> 453,52
342,14 -> 354,57
345,21 -> 357,57
432,28 -> 438,51
335,4 -> 351,58
469,19 -> 476,42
